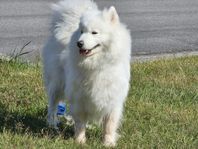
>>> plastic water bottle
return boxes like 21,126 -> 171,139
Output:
57,101 -> 66,116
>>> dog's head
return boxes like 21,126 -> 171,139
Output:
76,6 -> 120,57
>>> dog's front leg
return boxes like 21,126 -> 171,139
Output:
74,120 -> 86,144
47,91 -> 60,129
103,107 -> 123,147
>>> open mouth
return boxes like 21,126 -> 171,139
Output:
79,44 -> 100,56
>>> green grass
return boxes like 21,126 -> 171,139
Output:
0,56 -> 198,148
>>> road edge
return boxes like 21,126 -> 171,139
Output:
1,51 -> 198,63
132,51 -> 198,63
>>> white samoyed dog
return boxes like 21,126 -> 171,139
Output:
42,0 -> 131,147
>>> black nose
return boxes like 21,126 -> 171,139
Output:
77,41 -> 84,48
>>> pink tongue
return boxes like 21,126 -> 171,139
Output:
80,49 -> 90,55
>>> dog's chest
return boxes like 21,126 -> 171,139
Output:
76,69 -> 115,107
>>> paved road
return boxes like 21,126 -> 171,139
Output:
0,0 -> 198,60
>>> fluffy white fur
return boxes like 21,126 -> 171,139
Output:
42,0 -> 131,147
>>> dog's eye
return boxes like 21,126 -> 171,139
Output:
92,31 -> 98,35
80,30 -> 83,34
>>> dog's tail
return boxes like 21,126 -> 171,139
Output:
50,0 -> 97,45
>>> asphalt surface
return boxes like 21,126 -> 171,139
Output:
0,0 -> 198,60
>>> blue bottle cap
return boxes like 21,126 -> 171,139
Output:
57,103 -> 66,116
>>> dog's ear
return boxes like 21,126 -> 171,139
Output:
108,6 -> 119,24
103,6 -> 119,24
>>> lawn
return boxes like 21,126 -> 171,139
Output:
0,56 -> 197,148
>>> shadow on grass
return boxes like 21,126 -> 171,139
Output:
0,102 -> 74,139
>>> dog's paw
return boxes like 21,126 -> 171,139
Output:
103,134 -> 116,147
75,135 -> 86,144
47,113 -> 59,129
